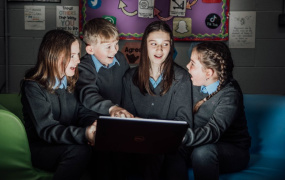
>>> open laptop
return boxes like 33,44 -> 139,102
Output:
94,116 -> 188,154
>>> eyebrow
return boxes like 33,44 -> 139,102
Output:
148,40 -> 171,42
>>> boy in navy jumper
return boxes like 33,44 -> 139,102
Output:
76,18 -> 133,180
76,18 -> 133,118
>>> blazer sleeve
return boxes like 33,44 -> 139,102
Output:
77,103 -> 98,127
23,81 -> 88,144
171,72 -> 193,127
183,90 -> 241,147
76,56 -> 114,115
121,69 -> 138,116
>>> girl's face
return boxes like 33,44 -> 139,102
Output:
186,50 -> 208,86
60,40 -> 80,77
147,30 -> 171,66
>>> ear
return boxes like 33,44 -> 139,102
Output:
205,68 -> 214,78
85,44 -> 94,55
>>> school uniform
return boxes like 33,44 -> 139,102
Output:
122,63 -> 193,124
122,63 -> 193,179
76,51 -> 129,115
76,51 -> 129,180
21,80 -> 98,180
181,79 -> 251,180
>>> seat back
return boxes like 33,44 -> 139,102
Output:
0,93 -> 23,122
0,96 -> 53,180
244,94 -> 285,158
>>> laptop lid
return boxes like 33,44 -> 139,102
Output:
94,116 -> 188,154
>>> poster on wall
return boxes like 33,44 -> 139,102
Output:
24,6 -> 45,30
229,11 -> 256,48
56,6 -> 79,36
79,0 -> 230,41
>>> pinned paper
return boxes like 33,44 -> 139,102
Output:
24,6 -> 45,30
170,0 -> 186,17
173,17 -> 192,38
102,15 -> 116,25
229,11 -> 256,48
138,0 -> 154,18
56,6 -> 79,36
205,13 -> 221,29
122,42 -> 141,64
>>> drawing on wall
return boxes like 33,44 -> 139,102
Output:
79,0 -> 230,41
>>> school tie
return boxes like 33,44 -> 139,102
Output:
201,86 -> 208,94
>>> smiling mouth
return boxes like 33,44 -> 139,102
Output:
154,55 -> 163,58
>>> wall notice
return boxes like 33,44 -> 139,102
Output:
229,11 -> 256,48
24,6 -> 45,30
56,6 -> 79,36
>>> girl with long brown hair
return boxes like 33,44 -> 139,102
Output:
21,29 -> 97,180
122,21 -> 192,122
122,21 -> 193,179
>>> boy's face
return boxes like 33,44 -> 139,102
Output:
88,37 -> 119,66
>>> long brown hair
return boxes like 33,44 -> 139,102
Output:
24,29 -> 80,93
133,21 -> 174,96
193,42 -> 234,113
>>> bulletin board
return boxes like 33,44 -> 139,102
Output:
79,0 -> 229,41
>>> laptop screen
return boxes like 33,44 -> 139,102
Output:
94,116 -> 188,154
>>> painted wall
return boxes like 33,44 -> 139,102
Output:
0,0 -> 285,94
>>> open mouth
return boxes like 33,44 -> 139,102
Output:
70,66 -> 76,71
108,55 -> 114,59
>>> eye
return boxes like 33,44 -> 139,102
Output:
150,43 -> 157,46
163,43 -> 169,47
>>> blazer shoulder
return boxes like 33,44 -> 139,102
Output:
173,63 -> 190,80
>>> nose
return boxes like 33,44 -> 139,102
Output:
74,55 -> 80,64
112,44 -> 119,53
156,44 -> 163,51
186,62 -> 190,70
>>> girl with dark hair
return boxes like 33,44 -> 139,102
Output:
178,41 -> 251,180
21,29 -> 97,180
122,21 -> 193,179
123,20 -> 192,123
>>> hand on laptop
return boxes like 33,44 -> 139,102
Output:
86,121 -> 97,146
109,105 -> 134,118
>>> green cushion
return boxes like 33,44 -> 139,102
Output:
0,93 -> 23,122
0,101 -> 53,180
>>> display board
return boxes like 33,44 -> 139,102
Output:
80,0 -> 229,41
